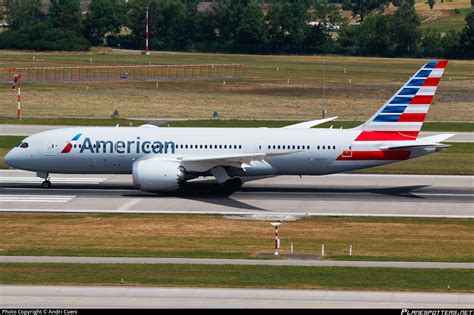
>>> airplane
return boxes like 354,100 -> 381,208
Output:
4,60 -> 453,192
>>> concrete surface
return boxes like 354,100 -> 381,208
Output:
2,256 -> 473,269
1,285 -> 473,308
0,171 -> 472,218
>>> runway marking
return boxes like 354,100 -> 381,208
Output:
117,199 -> 142,211
0,177 -> 106,183
412,193 -> 473,197
0,208 -> 473,218
0,195 -> 75,203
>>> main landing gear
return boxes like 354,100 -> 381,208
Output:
37,172 -> 52,189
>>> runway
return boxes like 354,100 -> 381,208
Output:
0,170 -> 472,218
1,124 -> 473,142
1,285 -> 473,308
2,256 -> 473,269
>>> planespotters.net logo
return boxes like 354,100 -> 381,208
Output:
401,310 -> 474,315
61,133 -> 82,154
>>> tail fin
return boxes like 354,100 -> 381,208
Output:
355,60 -> 448,141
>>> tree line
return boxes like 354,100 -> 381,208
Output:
0,0 -> 472,59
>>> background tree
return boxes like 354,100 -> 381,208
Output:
5,0 -> 44,30
211,0 -> 249,44
84,0 -> 126,45
48,0 -> 83,34
357,14 -> 392,55
342,0 -> 388,22
235,1 -> 266,46
459,11 -> 474,49
390,0 -> 420,55
265,1 -> 309,47
127,0 -> 187,50
419,28 -> 443,56
428,0 -> 435,9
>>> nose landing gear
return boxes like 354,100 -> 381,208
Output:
37,172 -> 52,189
41,180 -> 52,189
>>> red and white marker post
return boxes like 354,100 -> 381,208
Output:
13,74 -> 21,120
271,222 -> 282,256
145,6 -> 150,55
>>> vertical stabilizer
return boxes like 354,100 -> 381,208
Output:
355,60 -> 448,141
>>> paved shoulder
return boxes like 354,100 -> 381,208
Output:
2,256 -> 473,269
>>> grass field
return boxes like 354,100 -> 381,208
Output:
1,116 -> 473,132
416,0 -> 472,32
0,51 -> 472,122
1,214 -> 473,262
1,263 -> 472,292
2,136 -> 472,174
164,119 -> 474,132
0,117 -> 145,126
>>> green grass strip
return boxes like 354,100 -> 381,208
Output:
0,117 -> 145,126
0,263 -> 472,292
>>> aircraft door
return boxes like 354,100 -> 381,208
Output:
44,141 -> 56,156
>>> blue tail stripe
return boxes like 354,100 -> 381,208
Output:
390,97 -> 412,105
424,61 -> 438,68
407,79 -> 425,86
382,106 -> 407,113
415,70 -> 432,77
373,114 -> 401,122
398,88 -> 419,95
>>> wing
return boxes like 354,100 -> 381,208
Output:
179,152 -> 296,172
282,117 -> 338,129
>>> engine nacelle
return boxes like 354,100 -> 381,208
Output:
132,159 -> 185,192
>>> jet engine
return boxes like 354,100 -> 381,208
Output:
132,159 -> 185,192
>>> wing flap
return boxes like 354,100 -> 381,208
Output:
180,152 -> 296,172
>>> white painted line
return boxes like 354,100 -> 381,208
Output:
0,177 -> 105,183
0,195 -> 76,198
117,199 -> 142,211
0,195 -> 75,203
413,193 -> 473,197
0,209 -> 472,218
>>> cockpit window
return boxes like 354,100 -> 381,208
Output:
15,142 -> 23,147
19,142 -> 29,148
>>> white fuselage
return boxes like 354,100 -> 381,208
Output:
4,126 -> 430,178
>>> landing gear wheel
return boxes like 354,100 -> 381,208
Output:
41,180 -> 52,189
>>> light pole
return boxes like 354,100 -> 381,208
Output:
271,221 -> 282,256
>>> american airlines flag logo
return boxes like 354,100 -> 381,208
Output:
61,133 -> 82,154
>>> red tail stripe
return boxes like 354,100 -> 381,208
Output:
355,131 -> 419,141
435,60 -> 448,68
336,150 -> 411,161
397,113 -> 426,122
422,77 -> 440,86
410,95 -> 433,104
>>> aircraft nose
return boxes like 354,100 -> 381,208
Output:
4,149 -> 18,168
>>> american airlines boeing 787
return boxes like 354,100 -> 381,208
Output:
5,60 -> 453,192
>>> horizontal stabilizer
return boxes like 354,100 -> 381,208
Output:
379,133 -> 454,150
283,117 -> 338,129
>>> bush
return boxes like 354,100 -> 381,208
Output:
0,24 -> 91,51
